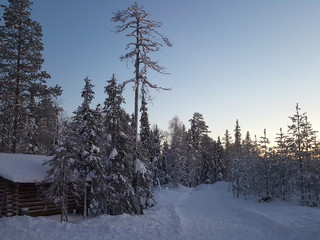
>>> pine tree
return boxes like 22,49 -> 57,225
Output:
199,135 -> 216,184
287,103 -> 311,204
223,129 -> 232,181
28,87 -> 62,154
149,125 -> 163,187
134,83 -> 154,207
112,3 -> 172,148
161,140 -> 170,185
133,158 -> 154,210
0,0 -> 61,153
230,120 -> 243,198
188,113 -> 210,150
102,74 -> 142,215
139,83 -> 151,161
43,127 -> 80,222
294,108 -> 317,205
234,119 -> 242,155
215,137 -> 225,181
310,132 -> 320,206
274,128 -> 293,200
71,77 -> 103,219
257,129 -> 273,200
168,116 -> 188,186
102,74 -> 128,151
188,112 -> 210,186
243,131 -> 254,157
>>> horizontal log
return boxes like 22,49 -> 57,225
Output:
19,201 -> 78,209
29,205 -> 60,211
18,190 -> 40,194
29,210 -> 61,217
28,205 -> 80,216
18,198 -> 45,203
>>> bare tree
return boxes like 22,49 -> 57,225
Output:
112,2 -> 172,149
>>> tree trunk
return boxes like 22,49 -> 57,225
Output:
12,53 -> 21,153
12,82 -> 19,153
83,184 -> 87,220
12,9 -> 23,153
134,18 -> 140,151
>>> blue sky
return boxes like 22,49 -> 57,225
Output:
9,0 -> 320,142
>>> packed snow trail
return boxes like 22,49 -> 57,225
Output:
1,182 -> 320,240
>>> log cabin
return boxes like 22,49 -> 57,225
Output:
0,153 -> 79,218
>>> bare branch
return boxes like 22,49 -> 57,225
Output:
119,78 -> 135,88
141,75 -> 171,91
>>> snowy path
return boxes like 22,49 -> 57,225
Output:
1,182 -> 320,240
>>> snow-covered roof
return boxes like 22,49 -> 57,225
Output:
0,153 -> 52,183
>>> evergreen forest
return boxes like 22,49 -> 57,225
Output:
1,0 -> 320,222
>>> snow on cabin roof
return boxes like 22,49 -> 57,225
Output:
0,153 -> 52,183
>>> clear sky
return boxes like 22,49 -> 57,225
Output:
5,0 -> 320,143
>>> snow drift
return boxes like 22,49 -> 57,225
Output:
1,182 -> 319,240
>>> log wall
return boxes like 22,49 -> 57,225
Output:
0,177 -> 80,217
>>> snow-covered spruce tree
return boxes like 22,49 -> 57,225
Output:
43,126 -> 80,222
139,84 -> 163,187
287,103 -> 305,202
199,135 -> 216,184
112,2 -> 172,148
167,116 -> 189,187
222,131 -> 254,199
310,133 -> 320,206
215,137 -> 225,182
298,112 -> 318,206
139,83 -> 152,161
161,140 -> 170,185
230,119 -> 245,198
27,87 -> 63,154
102,74 -> 142,215
256,129 -> 274,200
223,129 -> 232,181
0,0 -> 61,153
233,119 -> 242,155
274,128 -> 293,201
133,158 -> 155,210
303,116 -> 319,205
243,131 -> 254,157
237,131 -> 257,199
287,103 -> 314,205
71,77 -> 103,219
135,83 -> 154,208
149,125 -> 164,187
188,112 -> 210,186
87,103 -> 110,215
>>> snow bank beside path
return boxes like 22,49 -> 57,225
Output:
1,182 -> 320,240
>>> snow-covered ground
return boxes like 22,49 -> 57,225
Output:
1,182 -> 320,240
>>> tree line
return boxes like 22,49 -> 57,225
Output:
228,104 -> 320,207
1,0 -> 319,223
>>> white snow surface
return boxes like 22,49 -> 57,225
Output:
0,153 -> 52,183
134,158 -> 147,174
108,148 -> 118,160
1,182 -> 320,240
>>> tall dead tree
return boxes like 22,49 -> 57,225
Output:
112,2 -> 172,149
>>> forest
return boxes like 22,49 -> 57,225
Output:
0,0 -> 320,223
